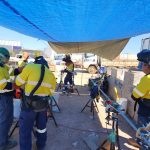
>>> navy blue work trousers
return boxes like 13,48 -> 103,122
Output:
0,94 -> 13,148
64,73 -> 73,86
138,115 -> 150,127
19,109 -> 47,150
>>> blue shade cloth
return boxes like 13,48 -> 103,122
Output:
0,0 -> 150,42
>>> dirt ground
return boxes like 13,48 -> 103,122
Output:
11,68 -> 138,150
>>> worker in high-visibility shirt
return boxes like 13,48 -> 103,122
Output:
18,51 -> 29,67
61,54 -> 74,92
131,49 -> 150,127
9,52 -> 29,100
0,47 -> 17,150
15,53 -> 56,150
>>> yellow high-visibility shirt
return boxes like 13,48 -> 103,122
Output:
15,63 -> 56,96
18,60 -> 27,67
0,65 -> 12,92
132,74 -> 150,100
66,62 -> 74,72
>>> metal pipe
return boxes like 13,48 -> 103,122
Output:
99,88 -> 150,148
90,77 -> 149,147
99,89 -> 138,131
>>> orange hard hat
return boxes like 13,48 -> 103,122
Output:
22,52 -> 29,60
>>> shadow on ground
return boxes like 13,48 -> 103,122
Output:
11,85 -> 137,150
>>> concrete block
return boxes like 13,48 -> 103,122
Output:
108,69 -> 142,121
110,68 -> 128,80
131,71 -> 144,86
123,72 -> 134,87
126,98 -> 138,121
116,68 -> 127,81
108,76 -> 124,100
108,77 -> 115,98
111,68 -> 117,78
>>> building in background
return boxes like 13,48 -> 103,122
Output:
0,40 -> 22,56
0,39 -> 44,56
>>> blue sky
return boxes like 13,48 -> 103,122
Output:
0,26 -> 48,50
0,26 -> 149,54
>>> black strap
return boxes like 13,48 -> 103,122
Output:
72,63 -> 74,72
29,64 -> 45,97
131,94 -> 139,114
134,100 -> 138,112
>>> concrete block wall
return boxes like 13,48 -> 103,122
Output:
108,68 -> 144,121
108,68 -> 125,100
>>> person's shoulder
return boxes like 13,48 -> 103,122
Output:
45,67 -> 55,75
24,63 -> 39,70
69,61 -> 73,64
45,67 -> 53,73
146,73 -> 150,77
145,74 -> 150,80
22,63 -> 41,74
3,64 -> 10,71
0,64 -> 8,70
26,62 -> 37,67
141,74 -> 150,82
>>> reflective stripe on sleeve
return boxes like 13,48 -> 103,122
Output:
0,89 -> 13,93
0,79 -> 7,85
35,128 -> 47,133
25,93 -> 49,96
133,88 -> 144,97
16,76 -> 25,84
27,81 -> 52,88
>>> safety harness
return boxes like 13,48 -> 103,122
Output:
25,64 -> 49,112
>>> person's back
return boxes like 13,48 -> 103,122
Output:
65,60 -> 74,73
16,63 -> 55,96
15,56 -> 56,150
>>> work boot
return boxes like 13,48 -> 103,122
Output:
4,139 -> 17,150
